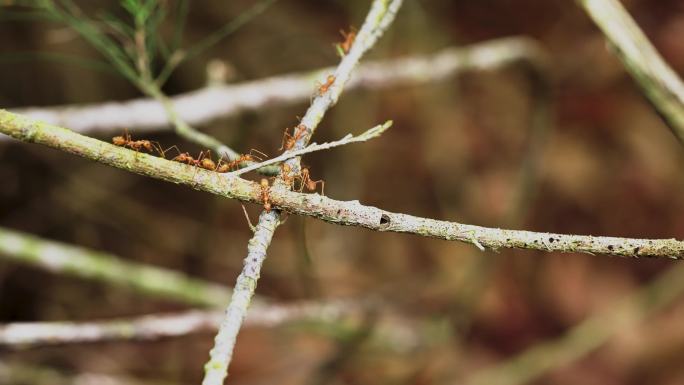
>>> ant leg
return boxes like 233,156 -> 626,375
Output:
196,150 -> 208,165
298,173 -> 308,193
215,155 -> 228,173
279,129 -> 292,151
314,180 -> 325,196
162,145 -> 183,159
241,204 -> 256,232
248,148 -> 268,161
150,141 -> 166,157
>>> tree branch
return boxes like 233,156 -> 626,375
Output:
1,109 -> 682,259
9,37 -> 544,135
0,300 -> 355,348
576,0 -> 684,144
0,226 -> 230,307
0,361 -> 156,385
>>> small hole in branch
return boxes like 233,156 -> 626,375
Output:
379,214 -> 390,227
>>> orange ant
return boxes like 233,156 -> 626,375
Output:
260,178 -> 272,212
337,27 -> 356,55
112,129 -> 163,155
316,75 -> 336,96
170,150 -> 200,166
215,158 -> 231,173
280,163 -> 298,187
169,148 -> 213,169
299,167 -> 324,195
225,149 -> 268,171
279,124 -> 308,152
165,147 -> 226,172
192,150 -> 223,172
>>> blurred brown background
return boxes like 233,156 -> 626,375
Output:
2,0 -> 684,384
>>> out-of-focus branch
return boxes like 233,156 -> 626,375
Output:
577,0 -> 684,144
0,227 -> 231,307
0,300 -> 355,348
1,110 -> 683,259
0,361 -> 163,385
201,2 -> 405,384
465,262 -> 684,385
9,37 -> 544,134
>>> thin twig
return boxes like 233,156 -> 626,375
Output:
576,0 -> 684,144
230,120 -> 392,176
10,37 -> 544,134
1,109 -> 683,259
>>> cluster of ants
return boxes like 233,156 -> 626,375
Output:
111,28 -> 354,211
112,130 -> 262,173
258,123 -> 324,211
112,124 -> 323,213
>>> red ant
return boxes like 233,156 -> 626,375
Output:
279,164 -> 324,195
260,178 -> 272,212
170,150 -> 200,166
279,124 -> 308,152
224,149 -> 268,171
280,163 -> 298,187
337,27 -> 356,55
215,158 -> 231,173
164,147 -> 228,173
197,151 -> 225,172
168,148 -> 215,170
299,167 -> 324,196
316,75 -> 336,96
112,129 -> 163,155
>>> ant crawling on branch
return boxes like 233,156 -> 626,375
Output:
260,178 -> 272,212
299,167 -> 325,196
279,124 -> 308,152
280,163 -> 298,187
336,27 -> 356,56
279,163 -> 325,195
112,129 -> 163,155
169,149 -> 202,166
316,75 -> 336,97
224,149 -> 268,171
165,146 -> 268,174
168,148 -> 217,171
195,150 -> 226,172
300,167 -> 325,195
